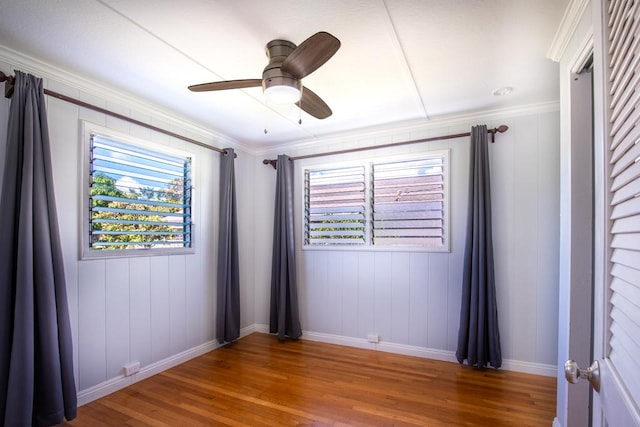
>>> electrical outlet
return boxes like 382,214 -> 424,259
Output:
367,334 -> 379,343
123,361 -> 140,376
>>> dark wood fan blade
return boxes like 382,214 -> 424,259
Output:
281,32 -> 340,79
297,86 -> 332,119
188,79 -> 262,92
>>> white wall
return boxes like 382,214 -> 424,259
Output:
254,108 -> 560,372
2,51 -> 561,408
0,56 -> 257,402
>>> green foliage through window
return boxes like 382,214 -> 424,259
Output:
88,134 -> 192,250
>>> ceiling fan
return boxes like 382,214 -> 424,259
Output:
188,32 -> 340,119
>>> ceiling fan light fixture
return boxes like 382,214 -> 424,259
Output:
264,84 -> 301,104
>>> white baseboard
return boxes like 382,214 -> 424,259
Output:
302,330 -> 378,351
552,417 -> 562,427
78,325 -> 258,406
252,323 -> 270,334
240,324 -> 261,336
301,329 -> 458,362
253,324 -> 557,377
78,324 -> 556,405
501,358 -> 557,377
78,340 -> 219,405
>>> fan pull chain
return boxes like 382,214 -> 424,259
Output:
298,86 -> 303,125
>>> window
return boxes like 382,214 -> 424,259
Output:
81,124 -> 193,258
305,165 -> 366,245
304,152 -> 448,250
372,157 -> 445,246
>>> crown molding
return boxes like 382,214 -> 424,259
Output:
1,44 -> 559,159
256,100 -> 560,156
547,0 -> 591,62
569,31 -> 594,74
0,45 -> 245,152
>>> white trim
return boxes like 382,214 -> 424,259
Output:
240,323 -> 262,336
500,359 -> 557,377
302,330 -> 378,351
552,417 -> 562,427
569,32 -> 594,74
1,43 -> 559,158
254,325 -> 557,377
252,323 -> 270,334
77,325 -> 257,406
77,340 -> 220,405
375,341 -> 457,364
77,325 -> 556,406
547,0 -> 591,62
257,101 -> 560,157
0,45 -> 246,152
300,150 -> 451,253
79,121 -> 197,260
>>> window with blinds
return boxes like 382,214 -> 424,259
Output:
372,157 -> 445,247
304,152 -> 448,250
85,133 -> 193,254
305,165 -> 366,245
606,0 -> 640,408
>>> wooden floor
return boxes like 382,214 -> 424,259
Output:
61,333 -> 556,426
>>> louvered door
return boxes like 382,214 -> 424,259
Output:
593,0 -> 640,424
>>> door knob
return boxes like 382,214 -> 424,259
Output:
564,359 -> 600,392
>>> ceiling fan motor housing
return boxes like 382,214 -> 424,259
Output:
188,32 -> 338,118
262,39 -> 302,93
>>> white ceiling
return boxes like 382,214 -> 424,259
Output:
0,0 -> 568,149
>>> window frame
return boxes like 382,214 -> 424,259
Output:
80,121 -> 196,259
301,150 -> 450,252
304,163 -> 368,246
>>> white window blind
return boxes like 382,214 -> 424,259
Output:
607,0 -> 640,406
88,134 -> 192,250
372,157 -> 445,247
304,152 -> 448,250
305,165 -> 366,245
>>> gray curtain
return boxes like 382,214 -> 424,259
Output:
270,155 -> 302,340
216,148 -> 240,343
456,125 -> 502,368
0,71 -> 77,425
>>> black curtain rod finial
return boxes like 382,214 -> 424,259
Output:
262,159 -> 277,169
0,70 -> 15,98
488,125 -> 509,143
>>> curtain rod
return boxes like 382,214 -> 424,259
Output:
1,70 -> 234,156
261,125 -> 509,169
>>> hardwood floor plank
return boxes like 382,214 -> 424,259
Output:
60,333 -> 556,426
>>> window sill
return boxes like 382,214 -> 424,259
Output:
80,246 -> 195,260
301,244 -> 450,254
